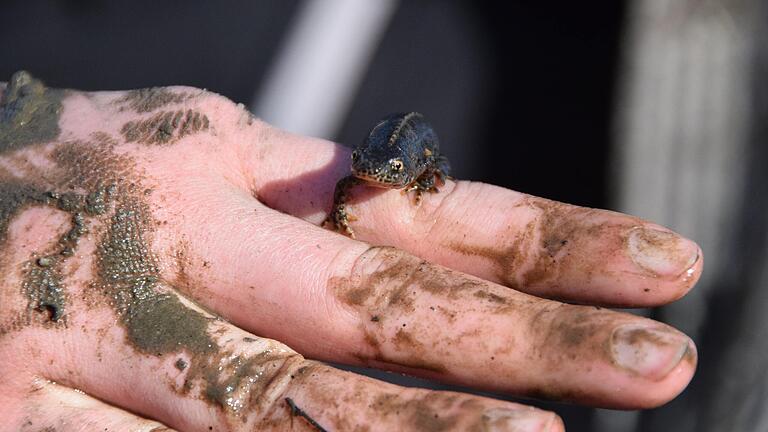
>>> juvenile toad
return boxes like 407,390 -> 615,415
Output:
326,112 -> 451,237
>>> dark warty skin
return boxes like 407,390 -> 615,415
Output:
326,112 -> 451,238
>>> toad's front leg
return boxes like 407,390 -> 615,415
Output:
325,175 -> 362,238
404,164 -> 449,204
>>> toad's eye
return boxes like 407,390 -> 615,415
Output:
351,150 -> 359,161
390,159 -> 404,172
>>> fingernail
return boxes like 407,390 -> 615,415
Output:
627,227 -> 700,278
481,407 -> 557,432
610,323 -> 694,380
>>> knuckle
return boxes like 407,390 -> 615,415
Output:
334,245 -> 425,313
411,179 -> 466,240
190,338 -> 306,425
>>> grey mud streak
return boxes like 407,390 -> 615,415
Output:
0,72 -> 305,427
0,70 -> 63,152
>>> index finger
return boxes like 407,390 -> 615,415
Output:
244,126 -> 702,307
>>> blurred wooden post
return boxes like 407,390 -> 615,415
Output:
601,0 -> 758,431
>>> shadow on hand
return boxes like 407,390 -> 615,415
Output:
257,144 -> 388,222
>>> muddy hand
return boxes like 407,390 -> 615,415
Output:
0,72 -> 701,431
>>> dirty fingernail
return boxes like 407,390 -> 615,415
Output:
611,323 -> 694,380
481,407 -> 558,432
627,227 -> 700,277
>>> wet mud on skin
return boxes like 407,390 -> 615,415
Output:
0,71 -> 83,323
178,345 -> 304,426
115,87 -> 192,113
22,205 -> 94,323
120,109 -> 210,145
95,201 -> 215,355
0,72 -> 305,427
0,71 -> 64,152
88,154 -> 301,423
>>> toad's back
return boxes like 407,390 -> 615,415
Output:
351,112 -> 445,188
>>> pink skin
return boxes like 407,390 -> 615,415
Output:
0,82 -> 702,431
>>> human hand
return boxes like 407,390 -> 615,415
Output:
0,72 -> 701,431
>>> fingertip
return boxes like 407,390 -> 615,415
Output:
604,329 -> 698,410
549,413 -> 566,432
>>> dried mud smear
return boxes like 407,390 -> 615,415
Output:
121,109 -> 209,145
0,70 -> 63,152
332,247 -> 513,375
115,87 -> 190,113
447,197 -> 611,291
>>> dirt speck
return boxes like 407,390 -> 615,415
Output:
175,358 -> 188,371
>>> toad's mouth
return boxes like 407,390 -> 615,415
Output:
351,169 -> 410,188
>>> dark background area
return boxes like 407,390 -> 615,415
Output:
0,1 -> 627,429
1,0 -> 624,208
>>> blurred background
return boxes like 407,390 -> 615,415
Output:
2,1 -> 765,431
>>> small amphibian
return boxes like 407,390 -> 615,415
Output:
326,112 -> 450,237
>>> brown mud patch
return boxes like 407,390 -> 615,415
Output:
530,304 -> 612,356
121,109 -> 209,145
330,247 -> 525,375
448,197 -> 640,295
115,87 -> 192,113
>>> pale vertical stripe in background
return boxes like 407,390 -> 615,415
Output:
252,0 -> 399,139
599,1 -> 756,431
